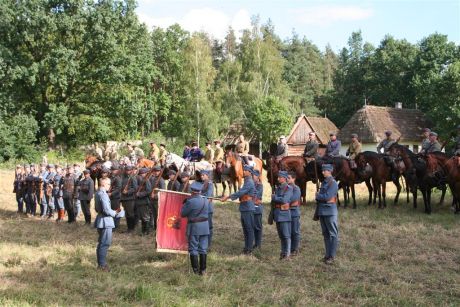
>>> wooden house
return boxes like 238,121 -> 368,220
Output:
338,104 -> 432,154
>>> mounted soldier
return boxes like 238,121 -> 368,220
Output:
420,128 -> 431,154
425,132 -> 442,153
275,135 -> 289,161
189,142 -> 204,162
236,134 -> 250,165
204,142 -> 215,164
303,132 -> 319,160
159,144 -> 168,166
325,132 -> 341,158
148,141 -> 160,162
346,133 -> 362,169
377,130 -> 395,154
94,143 -> 104,161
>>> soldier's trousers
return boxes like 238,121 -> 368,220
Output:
39,194 -> 48,217
149,199 -> 158,230
320,215 -> 339,258
253,213 -> 263,248
63,198 -> 76,223
25,193 -> 37,215
46,195 -> 54,214
16,194 -> 24,213
240,211 -> 255,252
188,234 -> 208,256
208,212 -> 213,247
136,203 -> 150,224
74,199 -> 81,217
121,200 -> 136,230
54,196 -> 64,210
96,227 -> 112,267
291,216 -> 301,252
276,221 -> 291,256
80,200 -> 91,224
110,198 -> 121,228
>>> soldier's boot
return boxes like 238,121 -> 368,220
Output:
56,209 -> 65,222
199,254 -> 207,275
140,221 -> 147,236
190,255 -> 199,274
47,209 -> 54,219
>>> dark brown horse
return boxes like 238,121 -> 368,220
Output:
355,151 -> 402,209
387,144 -> 446,214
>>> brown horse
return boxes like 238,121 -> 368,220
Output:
225,151 -> 263,189
445,156 -> 460,213
355,151 -> 402,209
278,156 -> 309,205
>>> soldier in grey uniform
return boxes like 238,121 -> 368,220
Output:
377,130 -> 395,154
315,164 -> 339,265
181,181 -> 210,275
200,170 -> 214,247
179,172 -> 191,193
38,163 -> 49,218
62,165 -> 78,223
303,132 -> 319,158
109,165 -> 123,229
420,128 -> 431,154
272,170 -> 293,260
120,165 -> 138,232
149,165 -> 165,231
325,132 -> 341,158
135,168 -> 153,235
252,169 -> 264,249
94,177 -> 124,272
425,132 -> 442,153
78,169 -> 95,225
167,170 -> 180,191
44,164 -> 56,218
275,135 -> 289,160
25,164 -> 38,217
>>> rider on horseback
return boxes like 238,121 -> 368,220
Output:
236,134 -> 250,165
346,133 -> 362,169
275,136 -> 289,161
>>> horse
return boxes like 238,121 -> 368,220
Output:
445,156 -> 460,213
278,156 -> 310,205
85,155 -> 119,186
387,143 -> 446,214
355,151 -> 402,209
137,157 -> 155,168
225,151 -> 263,189
165,153 -> 213,178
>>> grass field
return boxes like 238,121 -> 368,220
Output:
0,169 -> 459,306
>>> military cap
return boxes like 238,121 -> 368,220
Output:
214,140 -> 221,144
180,172 -> 191,178
73,163 -> 80,167
168,170 -> 176,176
153,165 -> 162,171
278,170 -> 289,179
111,165 -> 119,171
160,143 -> 166,147
351,133 -> 358,138
101,167 -> 110,173
429,132 -> 438,137
322,164 -> 334,172
48,164 -> 55,168
16,165 -> 22,169
190,181 -> 203,192
191,141 -> 198,147
40,162 -> 47,167
205,141 -> 211,146
126,142 -> 132,146
138,168 -> 149,175
279,135 -> 286,139
329,132 -> 336,136
243,165 -> 253,172
83,169 -> 90,174
423,128 -> 431,133
385,130 -> 392,136
125,165 -> 134,171
200,170 -> 210,176
252,169 -> 260,177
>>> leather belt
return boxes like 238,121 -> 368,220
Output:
275,203 -> 290,210
254,198 -> 262,205
290,200 -> 300,207
189,217 -> 208,223
239,195 -> 253,202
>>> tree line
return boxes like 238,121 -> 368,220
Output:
1,0 -> 459,161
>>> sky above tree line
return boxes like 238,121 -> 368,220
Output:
136,0 -> 460,50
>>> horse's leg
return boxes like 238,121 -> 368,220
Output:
372,178 -> 378,206
439,185 -> 446,205
343,186 -> 348,208
377,182 -> 382,209
365,179 -> 373,206
302,179 -> 307,205
393,178 -> 401,205
382,181 -> 387,208
351,184 -> 357,209
413,188 -> 418,209
420,187 -> 428,213
426,188 -> 432,214
213,182 -> 218,197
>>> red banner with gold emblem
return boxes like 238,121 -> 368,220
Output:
156,190 -> 190,254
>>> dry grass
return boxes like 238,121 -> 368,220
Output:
0,169 -> 459,306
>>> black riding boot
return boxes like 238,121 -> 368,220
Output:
199,254 -> 207,275
190,255 -> 199,274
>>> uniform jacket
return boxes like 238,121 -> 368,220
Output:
316,176 -> 339,216
189,148 -> 204,162
62,174 -> 77,199
109,174 -> 122,200
120,174 -> 138,201
78,177 -> 94,201
421,138 -> 431,152
53,174 -> 63,198
326,140 -> 341,157
236,141 -> 249,154
180,181 -> 191,193
135,176 -> 152,205
347,141 -> 362,160
253,181 -> 264,215
214,147 -> 224,162
204,148 -> 214,163
183,147 -> 191,160
13,173 -> 25,196
230,176 -> 255,212
159,148 -> 168,162
276,143 -> 289,158
94,188 -> 119,229
272,183 -> 293,222
167,179 -> 180,192
377,139 -> 395,154
201,180 -> 214,214
289,183 -> 301,218
426,141 -> 442,153
181,194 -> 210,236
303,140 -> 319,157
149,176 -> 165,200
148,144 -> 160,160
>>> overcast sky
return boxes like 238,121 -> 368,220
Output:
136,0 -> 460,51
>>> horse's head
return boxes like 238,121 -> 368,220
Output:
387,142 -> 405,158
225,151 -> 236,167
85,155 -> 97,168
425,154 -> 440,177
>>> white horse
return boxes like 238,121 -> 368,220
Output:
165,153 -> 213,176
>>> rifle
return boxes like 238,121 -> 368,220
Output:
267,156 -> 275,225
313,159 -> 319,192
136,167 -> 156,194
150,166 -> 166,199
170,162 -> 184,191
